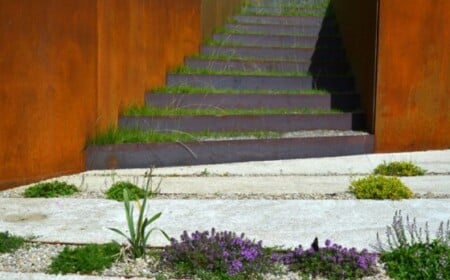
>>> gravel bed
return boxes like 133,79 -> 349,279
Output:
1,189 -> 449,200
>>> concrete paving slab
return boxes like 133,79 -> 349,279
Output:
1,198 -> 448,250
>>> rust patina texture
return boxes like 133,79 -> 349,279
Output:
0,0 -> 243,189
376,0 -> 450,152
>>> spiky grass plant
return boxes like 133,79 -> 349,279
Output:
0,231 -> 25,253
108,183 -> 169,259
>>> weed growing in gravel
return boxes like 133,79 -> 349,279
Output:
48,243 -> 121,275
374,211 -> 450,280
109,183 -> 169,259
349,175 -> 414,200
161,228 -> 275,279
272,238 -> 378,279
0,231 -> 25,253
24,181 -> 79,198
373,161 -> 426,176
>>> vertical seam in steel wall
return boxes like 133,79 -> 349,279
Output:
372,0 -> 380,135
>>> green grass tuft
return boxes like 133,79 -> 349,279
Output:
124,106 -> 340,117
373,161 -> 426,176
349,175 -> 414,200
24,181 -> 79,198
88,128 -> 282,145
170,65 -> 310,77
0,231 -> 26,253
152,85 -> 330,95
105,181 -> 157,201
48,243 -> 121,275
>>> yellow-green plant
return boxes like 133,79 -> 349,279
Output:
373,161 -> 426,176
349,175 -> 414,200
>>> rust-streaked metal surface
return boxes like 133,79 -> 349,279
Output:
119,113 -> 365,132
375,0 -> 450,152
86,135 -> 375,170
146,93 -> 359,110
0,0 -> 244,190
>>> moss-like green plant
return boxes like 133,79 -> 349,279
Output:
24,181 -> 79,198
105,181 -> 147,202
0,231 -> 25,253
48,243 -> 121,275
373,161 -> 426,176
349,175 -> 414,200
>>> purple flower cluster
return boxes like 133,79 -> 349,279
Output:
272,239 -> 378,279
161,228 -> 270,276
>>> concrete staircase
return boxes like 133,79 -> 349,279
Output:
86,0 -> 374,170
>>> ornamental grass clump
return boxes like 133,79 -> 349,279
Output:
272,239 -> 378,279
349,175 -> 414,200
161,228 -> 274,279
373,161 -> 426,176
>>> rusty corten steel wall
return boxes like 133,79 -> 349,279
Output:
0,0 -> 243,190
0,0 -> 98,190
375,0 -> 450,152
331,0 -> 378,133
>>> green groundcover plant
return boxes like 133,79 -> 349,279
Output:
105,181 -> 147,201
0,231 -> 25,253
24,181 -> 79,198
349,175 -> 414,200
48,243 -> 121,275
373,161 -> 426,176
373,211 -> 450,280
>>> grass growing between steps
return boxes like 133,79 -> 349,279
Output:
89,128 -> 282,145
124,106 -> 341,117
213,27 -> 338,37
245,0 -> 330,9
171,66 -> 310,77
152,85 -> 330,95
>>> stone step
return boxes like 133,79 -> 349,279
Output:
212,33 -> 341,48
146,92 -> 360,110
224,23 -> 338,36
232,15 -> 334,26
184,58 -> 350,75
119,113 -> 365,133
167,74 -> 354,91
86,135 -> 374,169
200,46 -> 346,61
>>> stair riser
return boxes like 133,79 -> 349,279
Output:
242,7 -> 327,15
233,15 -> 334,25
224,23 -> 337,36
201,46 -> 345,61
119,114 -> 365,133
146,93 -> 360,110
167,74 -> 354,91
212,34 -> 341,48
185,59 -> 350,75
86,136 -> 374,169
